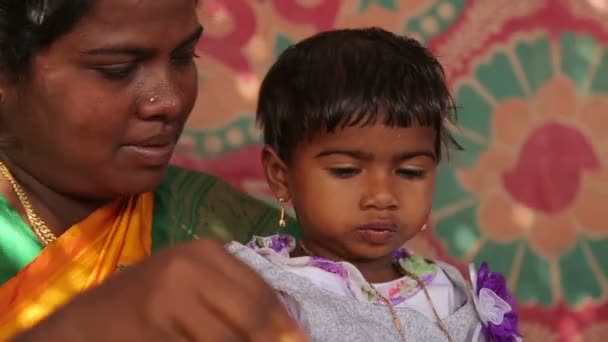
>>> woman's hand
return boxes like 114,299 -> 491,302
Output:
14,239 -> 307,342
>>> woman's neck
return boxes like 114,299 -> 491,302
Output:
295,240 -> 403,283
0,156 -> 108,237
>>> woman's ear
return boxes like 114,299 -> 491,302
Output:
261,145 -> 290,201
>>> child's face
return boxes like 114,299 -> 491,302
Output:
264,123 -> 437,261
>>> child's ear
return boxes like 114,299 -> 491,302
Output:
261,145 -> 290,201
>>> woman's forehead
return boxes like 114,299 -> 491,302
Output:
60,0 -> 200,50
88,0 -> 197,21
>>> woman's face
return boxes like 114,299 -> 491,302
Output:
0,0 -> 200,199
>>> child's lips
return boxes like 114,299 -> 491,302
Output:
355,222 -> 398,244
357,222 -> 398,232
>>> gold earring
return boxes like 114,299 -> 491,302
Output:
421,223 -> 428,231
278,198 -> 287,228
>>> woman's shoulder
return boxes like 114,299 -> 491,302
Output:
157,165 -> 220,191
156,165 -> 266,208
151,165 -> 299,247
156,165 -> 273,226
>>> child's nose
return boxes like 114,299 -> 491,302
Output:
359,174 -> 398,210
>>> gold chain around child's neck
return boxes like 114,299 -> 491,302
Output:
299,241 -> 454,342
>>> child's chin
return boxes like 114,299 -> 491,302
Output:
351,243 -> 404,260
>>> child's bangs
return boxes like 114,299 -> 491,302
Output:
317,84 -> 453,134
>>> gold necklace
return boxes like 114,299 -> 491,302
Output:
367,282 -> 407,342
0,161 -> 57,246
300,242 -> 454,342
400,268 -> 454,342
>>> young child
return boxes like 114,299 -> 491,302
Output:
227,28 -> 521,342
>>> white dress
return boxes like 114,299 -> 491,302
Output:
227,235 -> 522,341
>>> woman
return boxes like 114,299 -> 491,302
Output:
0,0 -> 304,341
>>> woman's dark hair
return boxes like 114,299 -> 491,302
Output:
257,27 -> 461,162
0,0 -> 94,76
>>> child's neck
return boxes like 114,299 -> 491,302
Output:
295,242 -> 403,283
352,256 -> 403,283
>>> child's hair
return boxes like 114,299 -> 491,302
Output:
256,27 -> 461,162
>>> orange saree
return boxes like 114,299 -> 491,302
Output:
0,165 -> 301,340
0,192 -> 153,340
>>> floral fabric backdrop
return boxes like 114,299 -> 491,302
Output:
174,0 -> 608,340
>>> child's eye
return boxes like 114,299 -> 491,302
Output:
396,168 -> 426,179
328,167 -> 360,178
95,64 -> 138,81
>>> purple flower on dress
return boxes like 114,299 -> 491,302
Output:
473,262 -> 521,342
269,234 -> 293,252
391,248 -> 410,261
308,257 -> 349,278
247,234 -> 295,255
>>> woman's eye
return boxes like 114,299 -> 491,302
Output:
172,50 -> 200,65
396,168 -> 426,179
95,64 -> 137,81
328,167 -> 360,178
